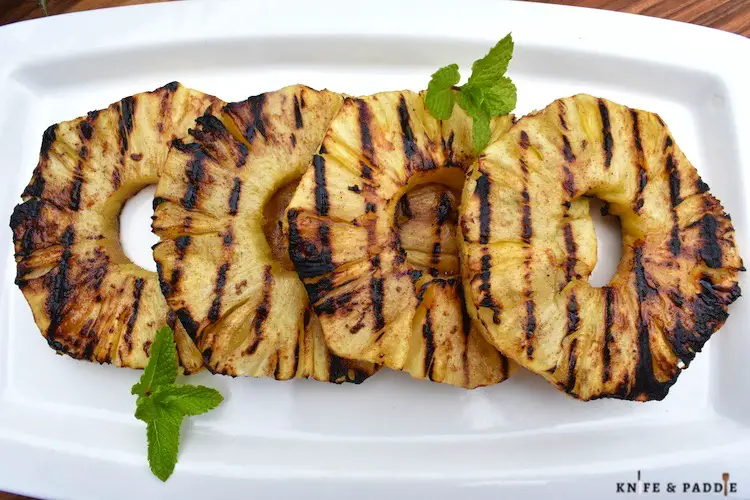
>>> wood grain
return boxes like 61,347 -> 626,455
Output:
0,0 -> 746,499
532,0 -> 750,36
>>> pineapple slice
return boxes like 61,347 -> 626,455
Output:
460,94 -> 743,400
285,91 -> 515,388
152,85 -> 377,383
10,82 -> 219,372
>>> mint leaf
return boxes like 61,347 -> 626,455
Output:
132,326 -> 177,396
482,77 -> 517,116
467,34 -> 514,89
472,110 -> 491,155
147,414 -> 183,482
457,85 -> 484,118
156,385 -> 224,416
425,64 -> 460,120
133,325 -> 224,482
135,396 -> 161,423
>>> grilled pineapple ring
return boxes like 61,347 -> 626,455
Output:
285,91 -> 515,388
10,82 -> 220,372
460,94 -> 743,401
153,85 -> 377,383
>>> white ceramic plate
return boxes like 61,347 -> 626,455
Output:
0,1 -> 749,499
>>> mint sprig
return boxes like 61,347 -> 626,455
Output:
425,33 -> 517,153
132,326 -> 223,482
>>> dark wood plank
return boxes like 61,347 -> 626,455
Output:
531,0 -> 750,36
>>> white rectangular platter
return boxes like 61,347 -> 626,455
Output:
0,1 -> 748,498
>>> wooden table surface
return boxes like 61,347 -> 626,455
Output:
0,0 -> 748,35
0,0 -> 747,499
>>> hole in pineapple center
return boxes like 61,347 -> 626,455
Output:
588,198 -> 623,288
263,179 -> 301,271
120,184 -> 159,272
394,183 -> 461,278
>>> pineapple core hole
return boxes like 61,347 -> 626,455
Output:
263,180 -> 301,271
394,183 -> 461,277
120,184 -> 159,272
588,198 -> 622,287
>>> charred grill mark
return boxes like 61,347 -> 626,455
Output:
175,235 -> 191,260
305,276 -> 333,305
181,151 -> 206,210
45,225 -> 75,345
112,168 -> 121,190
247,266 -> 273,354
40,124 -> 58,159
430,242 -> 441,277
566,294 -> 579,336
479,253 -> 501,324
631,244 -> 673,400
691,275 -> 738,349
223,229 -> 233,247
558,101 -> 568,130
475,171 -> 492,245
521,160 -> 532,244
293,95 -> 303,129
563,166 -> 575,197
370,255 -> 385,331
348,185 -> 361,194
423,310 -> 435,380
153,196 -> 167,210
666,154 -> 681,208
437,192 -> 452,226
602,286 -> 615,382
118,96 -> 135,156
156,262 -> 171,297
208,263 -> 229,322
519,130 -> 530,150
397,95 -> 419,163
79,120 -> 93,141
598,99 -> 613,169
244,93 -> 268,142
176,308 -> 199,341
697,214 -> 722,268
565,338 -> 578,393
23,168 -> 46,198
563,223 -> 577,282
525,298 -> 536,358
327,355 -> 347,383
696,177 -> 710,193
290,134 -> 297,147
365,202 -> 376,213
69,175 -> 83,211
314,291 -> 355,316
631,110 -> 647,213
664,153 -> 682,255
313,154 -> 329,217
287,210 -> 335,279
229,177 -> 242,215
123,277 -> 145,351
357,99 -> 375,165
663,135 -> 673,153
562,135 -> 576,163
444,131 -> 456,166
361,162 -> 373,180
11,199 -> 43,257
399,194 -> 412,219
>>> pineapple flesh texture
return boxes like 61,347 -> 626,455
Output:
285,91 -> 515,389
459,94 -> 743,401
10,82 -> 219,372
152,85 -> 377,383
